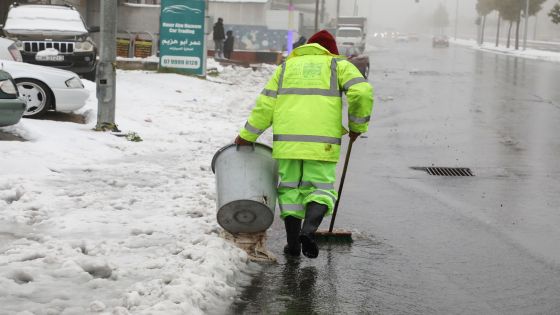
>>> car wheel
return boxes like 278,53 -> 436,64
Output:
16,79 -> 53,118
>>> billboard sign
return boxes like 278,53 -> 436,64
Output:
159,0 -> 206,76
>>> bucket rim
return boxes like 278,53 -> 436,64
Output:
211,142 -> 273,174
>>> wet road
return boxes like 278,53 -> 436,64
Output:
230,40 -> 560,314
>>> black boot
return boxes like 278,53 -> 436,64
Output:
283,216 -> 302,257
299,202 -> 328,258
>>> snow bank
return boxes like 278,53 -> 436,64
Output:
451,38 -> 560,63
0,61 -> 276,314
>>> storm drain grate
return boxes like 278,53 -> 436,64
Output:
411,167 -> 474,176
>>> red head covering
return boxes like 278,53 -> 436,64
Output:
307,30 -> 339,55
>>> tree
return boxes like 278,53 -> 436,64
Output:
494,0 -> 545,49
495,0 -> 519,48
433,3 -> 449,34
476,0 -> 495,44
550,2 -> 560,24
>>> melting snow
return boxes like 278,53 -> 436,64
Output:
0,60 -> 276,314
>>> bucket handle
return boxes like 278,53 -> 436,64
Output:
236,143 -> 256,152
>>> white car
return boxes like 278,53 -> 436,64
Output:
0,37 -> 89,118
335,27 -> 365,52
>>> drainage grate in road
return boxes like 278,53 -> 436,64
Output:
411,167 -> 474,176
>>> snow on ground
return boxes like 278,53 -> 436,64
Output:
0,61 -> 276,314
451,38 -> 560,63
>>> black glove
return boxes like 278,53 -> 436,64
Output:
349,131 -> 361,143
234,135 -> 253,146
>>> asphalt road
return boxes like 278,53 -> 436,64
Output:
230,40 -> 560,314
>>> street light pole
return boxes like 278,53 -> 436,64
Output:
523,0 -> 529,50
314,0 -> 319,32
454,0 -> 459,40
96,0 -> 118,131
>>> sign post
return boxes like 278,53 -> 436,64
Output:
159,0 -> 206,76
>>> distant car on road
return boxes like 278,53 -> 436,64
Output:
0,3 -> 99,80
395,34 -> 410,43
0,37 -> 89,118
408,33 -> 420,42
433,35 -> 450,48
336,27 -> 366,53
339,45 -> 370,79
0,69 -> 26,127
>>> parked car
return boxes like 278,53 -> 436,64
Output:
0,3 -> 98,80
432,35 -> 450,48
0,69 -> 26,127
339,44 -> 370,79
0,37 -> 89,118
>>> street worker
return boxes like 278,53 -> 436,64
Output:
234,30 -> 373,259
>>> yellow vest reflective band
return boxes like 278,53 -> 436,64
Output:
239,43 -> 374,162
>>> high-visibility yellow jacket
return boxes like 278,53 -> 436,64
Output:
239,43 -> 374,162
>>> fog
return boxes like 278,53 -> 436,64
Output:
320,0 -> 558,39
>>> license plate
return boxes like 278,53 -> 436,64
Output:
36,55 -> 64,62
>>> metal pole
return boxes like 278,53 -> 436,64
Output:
353,0 -> 358,16
523,0 -> 529,50
314,0 -> 319,32
336,0 -> 340,19
454,0 -> 459,40
287,0 -> 294,54
96,0 -> 118,131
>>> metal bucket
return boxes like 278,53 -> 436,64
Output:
211,143 -> 278,234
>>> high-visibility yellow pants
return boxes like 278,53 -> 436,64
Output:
277,159 -> 338,219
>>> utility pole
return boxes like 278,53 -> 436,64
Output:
336,0 -> 340,20
314,0 -> 319,32
96,0 -> 118,131
523,0 -> 529,50
454,0 -> 459,40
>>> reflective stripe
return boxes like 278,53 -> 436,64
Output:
276,58 -> 341,97
330,58 -> 339,92
343,77 -> 368,91
278,88 -> 340,97
279,204 -> 305,212
299,181 -> 335,190
278,62 -> 286,90
244,121 -> 264,135
278,182 -> 299,189
348,114 -> 371,124
311,190 -> 337,203
261,89 -> 277,98
273,134 -> 341,145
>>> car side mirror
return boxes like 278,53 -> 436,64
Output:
88,26 -> 100,33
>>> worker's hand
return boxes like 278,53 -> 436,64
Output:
234,135 -> 253,146
349,131 -> 361,143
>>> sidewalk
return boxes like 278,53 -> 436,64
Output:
0,61 -> 275,314
451,38 -> 560,63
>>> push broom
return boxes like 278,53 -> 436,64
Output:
314,138 -> 355,243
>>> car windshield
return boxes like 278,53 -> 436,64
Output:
3,5 -> 88,34
339,45 -> 360,57
337,29 -> 362,37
